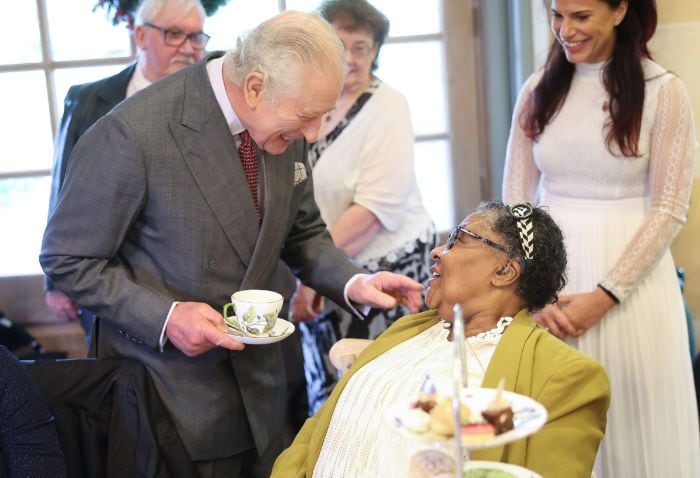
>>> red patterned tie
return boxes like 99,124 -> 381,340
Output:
238,130 -> 261,221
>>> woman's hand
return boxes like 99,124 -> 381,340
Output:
535,288 -> 616,339
558,288 -> 616,336
533,303 -> 578,339
291,284 -> 325,323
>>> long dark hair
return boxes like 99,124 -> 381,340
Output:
524,0 -> 658,157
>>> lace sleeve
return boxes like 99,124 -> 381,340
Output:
502,77 -> 541,204
600,77 -> 697,301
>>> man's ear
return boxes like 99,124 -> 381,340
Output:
492,260 -> 521,287
133,25 -> 147,50
243,72 -> 266,109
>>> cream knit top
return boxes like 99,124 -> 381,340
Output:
313,321 -> 506,477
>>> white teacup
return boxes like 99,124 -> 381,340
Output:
223,289 -> 283,336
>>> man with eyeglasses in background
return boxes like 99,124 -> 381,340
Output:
45,0 -> 209,346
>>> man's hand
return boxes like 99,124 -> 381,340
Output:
165,302 -> 245,357
45,290 -> 80,321
347,271 -> 423,313
291,284 -> 325,323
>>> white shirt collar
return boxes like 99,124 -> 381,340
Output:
126,62 -> 153,98
206,56 -> 245,136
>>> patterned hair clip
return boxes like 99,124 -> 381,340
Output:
508,203 -> 534,260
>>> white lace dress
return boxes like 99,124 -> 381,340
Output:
503,60 -> 700,478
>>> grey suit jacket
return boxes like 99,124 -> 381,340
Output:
46,63 -> 135,293
40,52 -> 364,461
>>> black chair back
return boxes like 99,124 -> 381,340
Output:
23,358 -> 198,478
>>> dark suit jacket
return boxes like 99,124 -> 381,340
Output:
40,52 -> 364,462
46,63 -> 136,293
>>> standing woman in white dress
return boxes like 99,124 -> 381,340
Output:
502,0 -> 699,476
291,0 -> 436,414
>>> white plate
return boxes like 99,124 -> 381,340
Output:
463,460 -> 542,478
226,318 -> 295,345
385,387 -> 547,450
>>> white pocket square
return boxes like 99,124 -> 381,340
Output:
294,162 -> 308,185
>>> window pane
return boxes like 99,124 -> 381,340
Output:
371,0 -> 441,37
46,0 -> 131,61
206,0 -> 280,52
377,41 -> 447,136
0,177 -> 51,277
0,1 -> 41,64
0,71 -> 53,174
414,139 -> 453,232
53,64 -> 130,123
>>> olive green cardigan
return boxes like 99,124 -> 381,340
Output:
272,309 -> 610,478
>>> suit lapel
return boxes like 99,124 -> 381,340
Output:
170,54 -> 259,266
96,63 -> 136,106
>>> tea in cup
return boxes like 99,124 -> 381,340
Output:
223,289 -> 283,336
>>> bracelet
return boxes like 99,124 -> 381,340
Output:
597,284 -> 620,304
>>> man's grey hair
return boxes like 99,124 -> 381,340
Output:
135,0 -> 205,25
224,11 -> 345,102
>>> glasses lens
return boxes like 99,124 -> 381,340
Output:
353,45 -> 367,57
447,227 -> 459,250
161,30 -> 209,49
190,33 -> 210,49
164,30 -> 186,46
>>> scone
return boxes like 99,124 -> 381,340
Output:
408,449 -> 456,478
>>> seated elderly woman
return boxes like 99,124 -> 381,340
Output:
272,201 -> 610,478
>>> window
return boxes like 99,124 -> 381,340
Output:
0,1 -> 133,277
1,0 -> 478,277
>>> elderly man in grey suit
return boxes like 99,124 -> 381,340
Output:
45,0 -> 208,343
41,10 -> 423,477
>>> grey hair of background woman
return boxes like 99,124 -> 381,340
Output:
318,0 -> 390,73
477,200 -> 568,311
223,11 -> 345,103
135,0 -> 205,25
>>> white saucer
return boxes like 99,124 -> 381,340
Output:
385,388 -> 547,450
226,318 -> 295,345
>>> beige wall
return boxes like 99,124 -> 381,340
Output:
657,0 -> 700,23
653,0 -> 700,327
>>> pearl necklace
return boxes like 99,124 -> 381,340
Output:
475,316 -> 513,339
440,316 -> 513,338
439,316 -> 513,374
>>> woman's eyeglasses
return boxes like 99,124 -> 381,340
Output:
446,225 -> 509,254
342,42 -> 374,59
